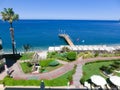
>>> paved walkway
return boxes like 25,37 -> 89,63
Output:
72,57 -> 85,88
73,64 -> 82,88
11,60 -> 75,80
0,71 -> 7,80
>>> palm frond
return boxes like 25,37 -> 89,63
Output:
1,8 -> 19,23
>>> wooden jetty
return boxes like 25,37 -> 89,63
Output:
59,34 -> 75,47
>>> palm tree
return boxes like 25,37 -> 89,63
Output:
1,8 -> 19,54
23,44 -> 31,52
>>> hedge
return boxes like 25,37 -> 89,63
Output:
49,60 -> 59,66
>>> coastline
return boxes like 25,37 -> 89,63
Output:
3,44 -> 120,54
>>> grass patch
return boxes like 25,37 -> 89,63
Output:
0,80 -> 3,84
3,69 -> 74,86
20,62 -> 32,73
20,52 -> 34,60
39,59 -> 54,67
81,59 -> 120,83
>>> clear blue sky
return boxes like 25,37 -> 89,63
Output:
0,0 -> 120,20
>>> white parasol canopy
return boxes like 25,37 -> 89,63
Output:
48,47 -> 54,52
109,76 -> 120,87
91,75 -> 107,87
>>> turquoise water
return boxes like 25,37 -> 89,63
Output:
0,20 -> 120,52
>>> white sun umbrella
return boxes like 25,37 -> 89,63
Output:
91,75 -> 107,87
54,47 -> 61,51
71,46 -> 78,51
93,46 -> 99,51
48,47 -> 55,52
99,47 -> 105,51
109,76 -> 120,87
88,46 -> 93,51
78,46 -> 82,51
83,46 -> 88,51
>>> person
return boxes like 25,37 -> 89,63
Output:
67,81 -> 70,86
40,80 -> 45,90
4,64 -> 10,76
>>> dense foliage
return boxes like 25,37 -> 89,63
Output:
67,52 -> 77,61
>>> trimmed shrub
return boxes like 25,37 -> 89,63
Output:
49,60 -> 59,66
94,52 -> 99,57
47,52 -> 58,58
26,62 -> 33,67
67,52 -> 77,61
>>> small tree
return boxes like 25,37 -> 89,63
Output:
1,8 -> 19,54
23,44 -> 31,52
62,47 -> 70,52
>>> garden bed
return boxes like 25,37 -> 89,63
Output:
3,69 -> 74,86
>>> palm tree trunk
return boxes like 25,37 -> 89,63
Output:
10,23 -> 15,54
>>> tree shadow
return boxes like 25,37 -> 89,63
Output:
106,78 -> 118,90
3,54 -> 21,68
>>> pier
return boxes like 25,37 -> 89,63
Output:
59,34 -> 75,47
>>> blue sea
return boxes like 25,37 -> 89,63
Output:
0,20 -> 120,53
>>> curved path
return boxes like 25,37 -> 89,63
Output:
1,56 -> 120,88
11,56 -> 120,80
11,60 -> 75,80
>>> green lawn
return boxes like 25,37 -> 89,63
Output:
20,52 -> 34,60
81,60 -> 120,83
20,62 -> 32,73
0,80 -> 3,84
3,69 -> 74,86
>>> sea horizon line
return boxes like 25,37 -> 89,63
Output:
0,19 -> 119,21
